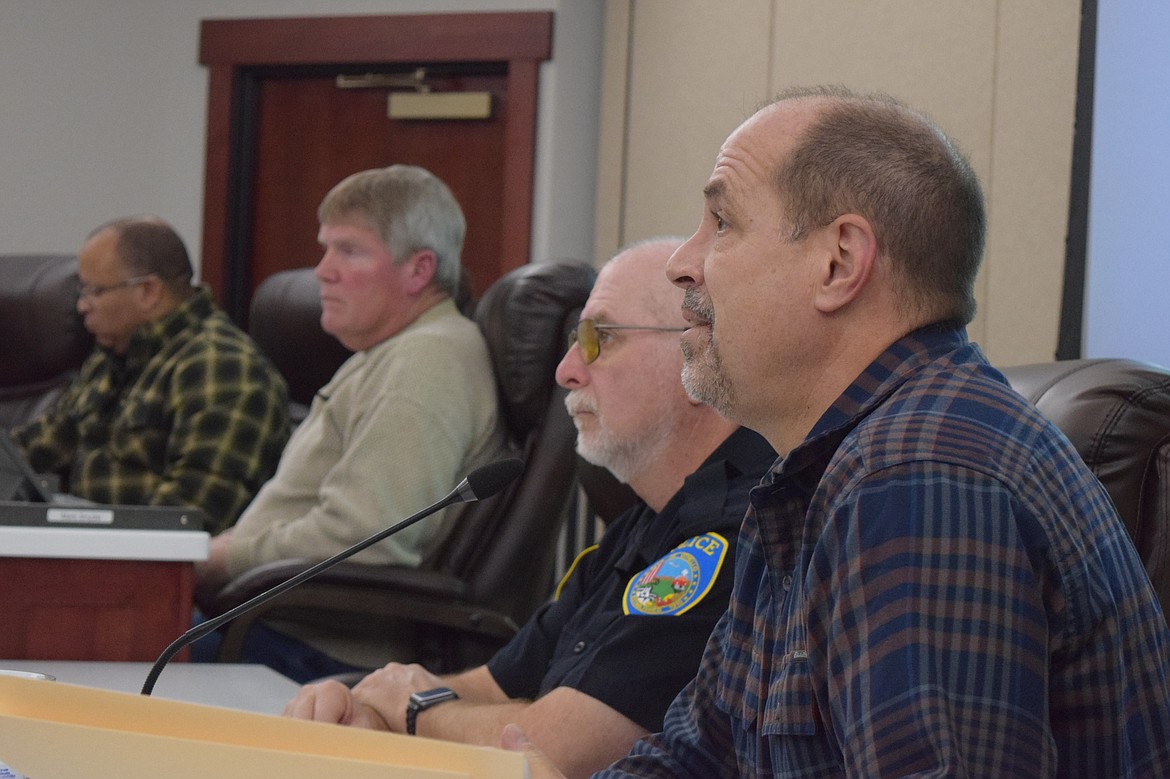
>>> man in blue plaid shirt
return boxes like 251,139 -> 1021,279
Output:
511,86 -> 1170,778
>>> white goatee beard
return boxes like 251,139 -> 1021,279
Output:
565,389 -> 673,484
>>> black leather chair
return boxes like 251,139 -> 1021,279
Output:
201,261 -> 597,671
246,269 -> 353,425
1001,358 -> 1170,617
0,255 -> 92,430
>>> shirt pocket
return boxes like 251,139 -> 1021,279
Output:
108,398 -> 169,467
760,649 -> 819,736
713,625 -> 763,770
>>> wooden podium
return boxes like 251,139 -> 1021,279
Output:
0,525 -> 208,661
0,673 -> 525,778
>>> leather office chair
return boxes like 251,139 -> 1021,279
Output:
1001,358 -> 1170,617
202,261 -> 597,671
0,255 -> 92,430
247,269 -> 353,425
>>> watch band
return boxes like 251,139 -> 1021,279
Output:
405,687 -> 460,736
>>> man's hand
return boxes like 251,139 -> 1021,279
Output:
502,724 -> 567,779
349,662 -> 446,732
283,663 -> 446,733
282,678 -> 390,730
194,531 -> 232,591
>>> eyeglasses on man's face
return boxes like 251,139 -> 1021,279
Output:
567,318 -> 688,365
77,274 -> 154,301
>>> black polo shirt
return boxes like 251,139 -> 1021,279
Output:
487,427 -> 775,731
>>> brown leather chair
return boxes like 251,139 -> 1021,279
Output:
1001,358 -> 1170,617
0,255 -> 92,430
202,261 -> 597,671
247,269 -> 353,425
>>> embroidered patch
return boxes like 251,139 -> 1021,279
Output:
623,532 -> 729,616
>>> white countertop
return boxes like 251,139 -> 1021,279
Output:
0,525 -> 209,561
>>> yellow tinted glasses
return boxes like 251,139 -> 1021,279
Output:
568,318 -> 688,364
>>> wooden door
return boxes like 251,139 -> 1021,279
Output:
198,13 -> 552,324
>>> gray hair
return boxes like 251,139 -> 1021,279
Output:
317,164 -> 466,297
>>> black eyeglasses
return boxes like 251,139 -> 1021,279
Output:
567,318 -> 688,364
77,274 -> 154,301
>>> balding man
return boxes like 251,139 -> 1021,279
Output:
513,85 -> 1170,779
12,216 -> 289,530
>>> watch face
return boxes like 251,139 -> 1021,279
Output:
412,687 -> 459,707
406,687 -> 460,735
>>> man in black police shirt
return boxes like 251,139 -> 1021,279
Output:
283,238 -> 774,778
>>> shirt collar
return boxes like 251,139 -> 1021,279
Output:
358,298 -> 459,361
120,286 -> 216,370
771,322 -> 977,482
673,427 -> 775,535
617,427 -> 774,571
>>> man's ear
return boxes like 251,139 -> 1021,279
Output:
403,249 -> 438,295
137,273 -> 168,311
813,214 -> 878,314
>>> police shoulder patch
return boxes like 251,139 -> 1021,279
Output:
622,532 -> 729,616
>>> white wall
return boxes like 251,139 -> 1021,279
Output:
0,0 -> 604,272
1084,3 -> 1170,368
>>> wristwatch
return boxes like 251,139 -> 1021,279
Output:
406,687 -> 460,735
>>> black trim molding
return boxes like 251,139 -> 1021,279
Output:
1057,0 -> 1098,360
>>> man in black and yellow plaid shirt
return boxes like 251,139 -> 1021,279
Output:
11,216 -> 289,532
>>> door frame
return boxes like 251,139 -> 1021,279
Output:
198,12 -> 553,320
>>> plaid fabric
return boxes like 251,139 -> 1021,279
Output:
599,325 -> 1170,778
13,287 -> 289,532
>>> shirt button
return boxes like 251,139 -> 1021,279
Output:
573,641 -> 587,654
782,574 -> 793,591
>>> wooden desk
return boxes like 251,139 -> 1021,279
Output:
0,526 -> 208,662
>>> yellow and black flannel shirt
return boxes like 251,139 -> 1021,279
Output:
12,287 -> 289,532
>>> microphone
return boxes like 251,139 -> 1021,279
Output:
141,457 -> 525,695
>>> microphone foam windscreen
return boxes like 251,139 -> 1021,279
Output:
466,458 -> 525,500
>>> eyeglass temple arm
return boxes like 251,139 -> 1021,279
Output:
592,324 -> 689,332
